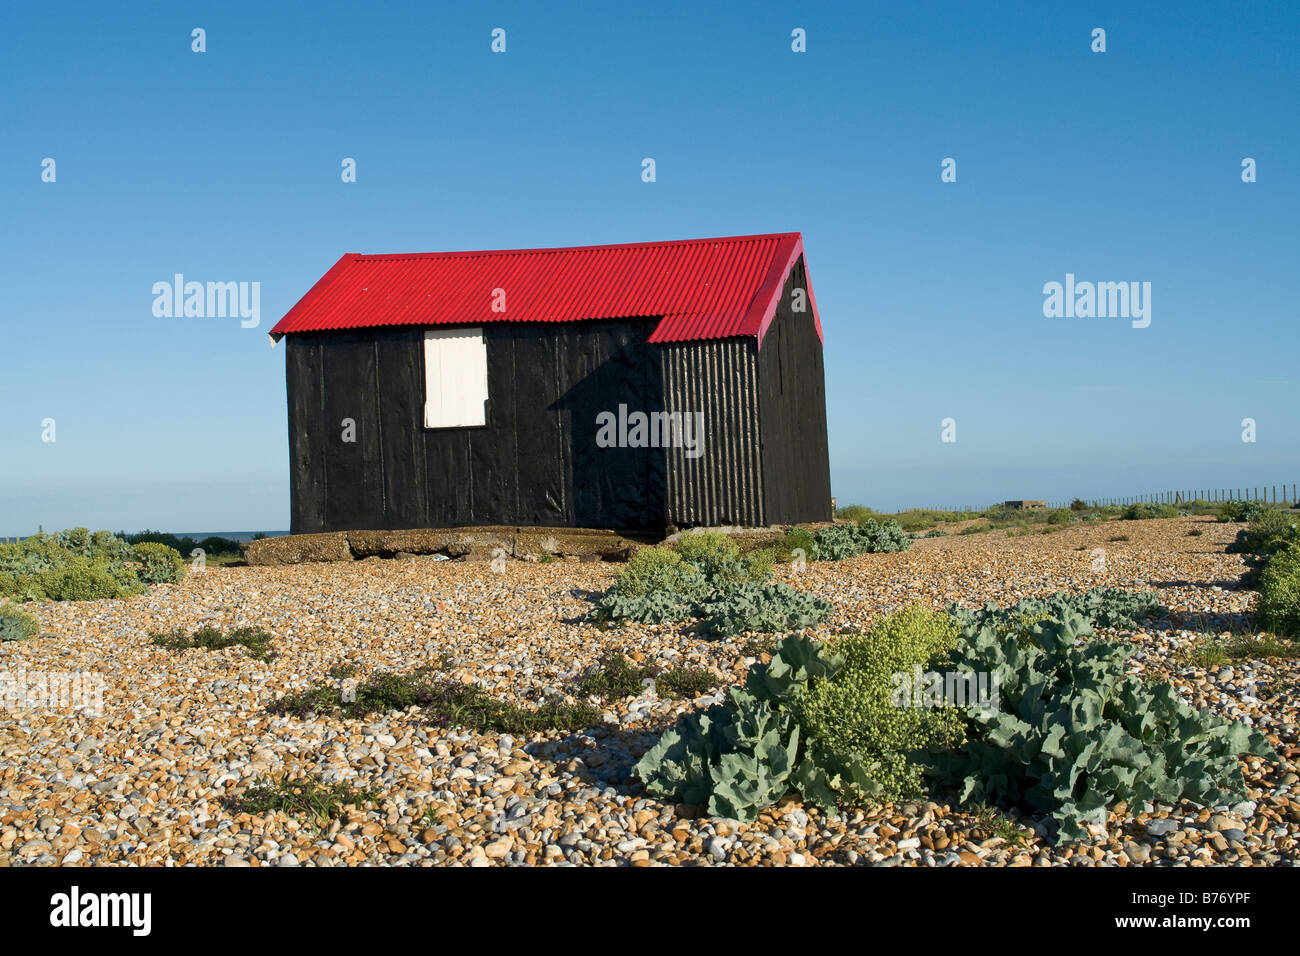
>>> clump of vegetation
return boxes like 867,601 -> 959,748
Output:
1123,502 -> 1180,520
124,530 -> 245,565
654,665 -> 718,699
834,504 -> 881,522
1225,631 -> 1300,660
327,662 -> 358,679
1257,545 -> 1300,637
270,669 -> 600,734
587,533 -> 831,637
229,775 -> 379,829
151,625 -> 275,660
1216,500 -> 1273,524
694,580 -> 834,638
948,587 -> 1162,635
0,603 -> 39,642
813,518 -> 910,560
772,527 -> 819,563
132,542 -> 186,584
575,652 -> 655,699
930,603 -> 1275,843
1226,509 -> 1300,589
798,607 -> 967,803
0,528 -> 186,602
634,608 -> 965,820
1175,637 -> 1229,669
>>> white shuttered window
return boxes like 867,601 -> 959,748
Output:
424,328 -> 488,428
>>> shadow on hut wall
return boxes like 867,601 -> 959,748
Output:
550,329 -> 666,534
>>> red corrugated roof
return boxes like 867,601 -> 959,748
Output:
269,232 -> 822,348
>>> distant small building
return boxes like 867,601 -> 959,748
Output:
1004,500 -> 1046,510
269,233 -> 833,535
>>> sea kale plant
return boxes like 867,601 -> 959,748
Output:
927,606 -> 1275,843
0,603 -> 40,642
813,518 -> 911,561
0,529 -> 184,602
587,531 -> 831,637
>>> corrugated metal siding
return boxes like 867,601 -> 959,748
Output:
661,339 -> 765,527
270,233 -> 821,346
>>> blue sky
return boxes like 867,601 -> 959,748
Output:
2,1 -> 1297,535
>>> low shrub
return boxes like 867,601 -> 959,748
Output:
36,558 -> 143,602
152,625 -> 275,660
834,504 -> 879,523
617,548 -> 706,600
0,530 -> 148,603
576,652 -> 655,699
654,666 -> 718,699
1257,544 -> 1300,637
773,527 -> 819,563
229,776 -> 379,829
0,604 -> 39,642
132,542 -> 186,584
1227,508 -> 1299,557
672,532 -> 741,577
271,669 -> 600,734
1122,502 -> 1179,520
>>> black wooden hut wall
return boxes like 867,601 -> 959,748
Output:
284,257 -> 831,534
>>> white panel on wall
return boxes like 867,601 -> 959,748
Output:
424,328 -> 487,428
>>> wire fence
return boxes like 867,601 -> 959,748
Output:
901,483 -> 1299,514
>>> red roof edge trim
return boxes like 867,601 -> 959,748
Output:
751,235 -> 824,349
268,253 -> 359,344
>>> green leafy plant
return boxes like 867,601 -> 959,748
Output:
587,535 -> 831,637
797,606 -> 967,803
654,665 -> 718,698
270,669 -> 599,734
695,581 -> 832,638
0,604 -> 39,642
773,527 -> 819,563
229,775 -> 379,830
813,518 -> 911,561
0,529 -> 148,603
948,587 -> 1161,637
927,608 -> 1276,843
1256,544 -> 1300,637
575,652 -> 655,699
151,625 -> 274,660
635,633 -> 840,818
132,542 -> 186,584
1122,502 -> 1180,520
